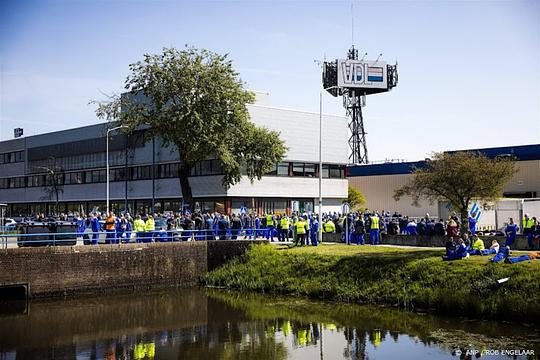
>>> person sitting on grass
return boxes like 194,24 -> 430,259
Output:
442,238 -> 469,261
490,245 -> 510,263
468,234 -> 485,255
479,239 -> 500,255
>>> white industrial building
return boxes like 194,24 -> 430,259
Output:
0,92 -> 349,217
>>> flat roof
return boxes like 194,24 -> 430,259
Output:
348,143 -> 540,177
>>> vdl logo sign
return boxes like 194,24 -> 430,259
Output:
337,60 -> 387,89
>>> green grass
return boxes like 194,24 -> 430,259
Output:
203,244 -> 540,322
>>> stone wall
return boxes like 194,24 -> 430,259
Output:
0,240 -> 263,298
323,232 -> 534,251
381,234 -> 533,250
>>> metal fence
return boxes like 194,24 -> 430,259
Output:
0,228 -> 290,249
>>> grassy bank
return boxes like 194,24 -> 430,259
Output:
203,244 -> 540,322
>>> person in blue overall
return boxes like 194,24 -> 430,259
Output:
204,214 -> 214,240
255,215 -> 261,238
75,212 -> 86,239
310,216 -> 319,246
468,211 -> 478,236
369,214 -> 380,245
443,238 -> 469,261
115,215 -> 125,244
90,212 -> 101,245
490,246 -> 510,263
505,218 -> 519,247
354,216 -> 365,245
124,214 -> 133,243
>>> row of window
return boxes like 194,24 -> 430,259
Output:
0,150 -> 24,165
266,162 -> 345,179
0,161 -> 346,189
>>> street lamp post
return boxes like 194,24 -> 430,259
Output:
106,125 -> 128,214
319,86 -> 339,243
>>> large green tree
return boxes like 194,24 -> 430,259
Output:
94,47 -> 286,208
394,151 -> 517,233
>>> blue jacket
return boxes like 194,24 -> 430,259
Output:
91,217 -> 100,232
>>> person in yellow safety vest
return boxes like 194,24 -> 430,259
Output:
294,216 -> 308,246
105,211 -> 116,245
282,321 -> 291,337
266,213 -> 276,241
472,235 -> 485,250
371,330 -> 382,347
133,215 -> 146,243
280,216 -> 290,242
523,213 -> 535,249
297,329 -> 308,346
370,214 -> 380,245
144,214 -> 155,243
325,219 -> 336,233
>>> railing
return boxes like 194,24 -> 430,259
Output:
0,228 -> 300,248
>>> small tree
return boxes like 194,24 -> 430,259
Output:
37,157 -> 65,216
94,47 -> 286,208
394,152 -> 517,233
345,185 -> 366,211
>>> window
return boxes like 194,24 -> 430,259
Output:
277,162 -> 289,176
0,150 -> 24,164
29,175 -> 46,187
0,178 -> 8,189
292,163 -> 305,177
111,168 -> 126,182
130,166 -> 151,180
304,164 -> 315,178
158,163 -> 179,179
323,164 -> 345,179
66,172 -> 85,185
9,177 -> 26,188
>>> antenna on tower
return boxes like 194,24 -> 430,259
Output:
351,1 -> 354,46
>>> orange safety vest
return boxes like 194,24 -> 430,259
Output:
105,215 -> 116,231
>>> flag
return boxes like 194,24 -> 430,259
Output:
469,203 -> 481,221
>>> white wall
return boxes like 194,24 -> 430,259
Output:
227,176 -> 348,199
247,105 -> 348,164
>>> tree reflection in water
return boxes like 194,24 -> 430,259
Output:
0,288 -> 538,359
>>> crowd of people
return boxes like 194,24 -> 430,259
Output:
26,208 -> 540,252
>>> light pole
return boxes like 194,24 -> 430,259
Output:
319,86 -> 339,243
107,125 -> 128,214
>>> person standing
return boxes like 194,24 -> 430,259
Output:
354,216 -> 365,245
310,216 -> 319,246
133,215 -> 146,243
105,211 -> 116,244
505,217 -> 519,247
370,213 -> 380,245
144,214 -> 155,243
280,215 -> 290,242
265,213 -> 275,241
469,211 -> 478,236
90,212 -> 101,245
230,214 -> 242,240
529,217 -> 539,250
294,216 -> 308,246
522,213 -> 534,249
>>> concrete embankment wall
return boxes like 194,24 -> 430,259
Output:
0,240 -> 262,298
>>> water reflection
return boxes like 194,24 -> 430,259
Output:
0,289 -> 537,359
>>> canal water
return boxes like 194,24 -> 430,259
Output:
0,289 -> 538,359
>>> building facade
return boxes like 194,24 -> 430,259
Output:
348,144 -> 540,218
0,94 -> 349,217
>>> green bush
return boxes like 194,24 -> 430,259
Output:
204,244 -> 540,322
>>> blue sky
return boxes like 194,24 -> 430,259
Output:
0,0 -> 539,161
